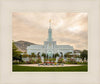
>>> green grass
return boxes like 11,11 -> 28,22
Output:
13,64 -> 88,72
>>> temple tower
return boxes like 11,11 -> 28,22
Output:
48,19 -> 53,41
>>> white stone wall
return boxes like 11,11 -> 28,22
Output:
22,57 -> 30,62
74,52 -> 81,56
27,40 -> 74,56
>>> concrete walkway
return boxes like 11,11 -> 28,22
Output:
18,64 -> 82,67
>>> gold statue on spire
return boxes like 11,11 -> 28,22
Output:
49,19 -> 51,28
49,19 -> 51,23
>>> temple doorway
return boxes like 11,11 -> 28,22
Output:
47,51 -> 53,58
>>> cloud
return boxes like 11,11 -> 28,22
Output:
12,12 -> 88,50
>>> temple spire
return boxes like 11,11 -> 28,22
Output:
48,19 -> 53,41
49,19 -> 51,29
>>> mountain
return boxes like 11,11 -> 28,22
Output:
14,40 -> 36,52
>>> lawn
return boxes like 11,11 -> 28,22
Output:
13,64 -> 88,72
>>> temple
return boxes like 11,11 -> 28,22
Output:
27,20 -> 74,58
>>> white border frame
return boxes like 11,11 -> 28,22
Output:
0,0 -> 100,84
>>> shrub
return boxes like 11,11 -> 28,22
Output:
65,58 -> 77,64
26,61 -> 32,64
54,62 -> 57,65
69,58 -> 76,64
82,62 -> 87,64
13,61 -> 19,64
36,58 -> 42,63
49,59 -> 52,62
52,58 -> 56,62
58,57 -> 64,63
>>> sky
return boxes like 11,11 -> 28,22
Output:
12,12 -> 88,50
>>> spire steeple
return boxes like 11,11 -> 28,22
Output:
48,19 -> 53,41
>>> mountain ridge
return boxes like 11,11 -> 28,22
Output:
14,40 -> 36,52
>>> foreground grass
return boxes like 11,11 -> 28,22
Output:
13,64 -> 88,72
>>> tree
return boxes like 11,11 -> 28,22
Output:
31,53 -> 36,58
55,53 -> 59,58
60,52 -> 63,57
22,52 -> 29,57
12,42 -> 22,61
41,53 -> 46,58
47,54 -> 48,59
53,54 -> 55,58
80,50 -> 88,61
64,52 -> 72,58
37,52 -> 40,58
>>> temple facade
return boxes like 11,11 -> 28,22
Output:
27,20 -> 74,57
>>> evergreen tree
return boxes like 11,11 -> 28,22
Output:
80,50 -> 88,61
12,41 -> 22,61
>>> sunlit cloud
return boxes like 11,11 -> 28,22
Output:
67,26 -> 83,33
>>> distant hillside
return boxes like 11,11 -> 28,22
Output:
14,40 -> 36,52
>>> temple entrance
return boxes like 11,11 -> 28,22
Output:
47,51 -> 53,59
